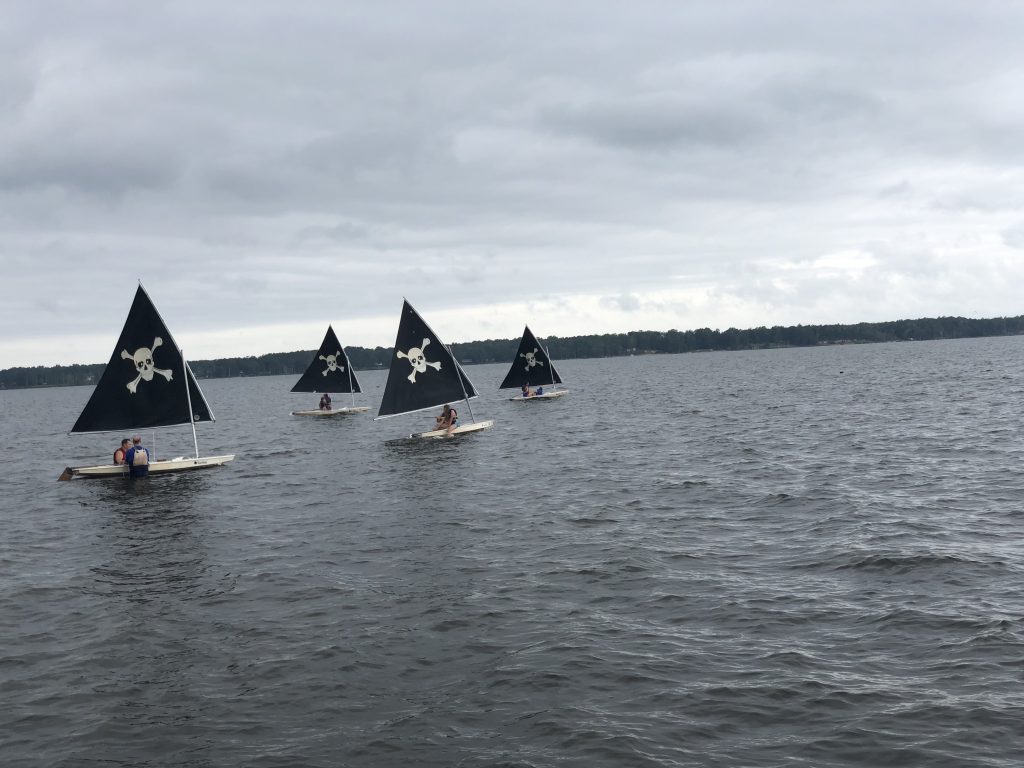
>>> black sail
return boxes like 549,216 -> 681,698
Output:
377,300 -> 477,418
71,285 -> 215,433
290,325 -> 361,394
498,326 -> 563,389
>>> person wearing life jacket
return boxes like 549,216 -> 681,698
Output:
113,438 -> 130,466
319,393 -> 332,411
434,404 -> 458,435
125,435 -> 151,478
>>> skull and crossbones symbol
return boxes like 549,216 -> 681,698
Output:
397,337 -> 442,383
521,348 -> 545,370
320,350 -> 344,376
121,337 -> 173,393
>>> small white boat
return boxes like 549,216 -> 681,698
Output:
500,325 -> 570,401
411,420 -> 495,439
291,406 -> 371,417
375,300 -> 494,440
508,390 -> 569,401
59,284 -> 235,480
60,455 -> 235,480
290,325 -> 367,416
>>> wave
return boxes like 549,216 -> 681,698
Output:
831,551 -> 1007,574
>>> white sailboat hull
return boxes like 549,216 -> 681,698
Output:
509,389 -> 569,401
291,407 -> 370,416
61,454 -> 235,480
411,420 -> 494,439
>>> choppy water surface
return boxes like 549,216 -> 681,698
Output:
2,337 -> 1023,767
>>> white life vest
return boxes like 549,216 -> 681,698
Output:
131,447 -> 149,466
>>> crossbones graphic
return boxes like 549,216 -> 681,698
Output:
397,337 -> 442,383
521,348 -> 545,370
121,337 -> 173,393
320,350 -> 344,376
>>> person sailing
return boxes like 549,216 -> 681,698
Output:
434,404 -> 457,436
319,393 -> 332,411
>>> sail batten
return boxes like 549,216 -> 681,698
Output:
498,325 -> 563,389
377,300 -> 478,418
71,285 -> 215,434
290,325 -> 362,394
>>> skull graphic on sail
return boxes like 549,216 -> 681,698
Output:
521,348 -> 545,371
397,337 -> 442,383
121,337 -> 173,393
320,350 -> 344,376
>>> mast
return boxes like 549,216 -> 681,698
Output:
183,350 -> 200,459
451,346 -> 476,424
346,348 -> 356,409
547,338 -> 556,388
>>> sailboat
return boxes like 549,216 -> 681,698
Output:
290,325 -> 369,416
58,284 -> 235,480
500,325 -> 569,400
376,300 -> 493,438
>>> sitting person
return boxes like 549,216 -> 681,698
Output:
113,438 -> 130,465
535,386 -> 544,396
319,393 -> 332,410
434,403 -> 458,435
521,384 -> 533,398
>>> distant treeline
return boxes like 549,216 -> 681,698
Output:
3,315 -> 1022,390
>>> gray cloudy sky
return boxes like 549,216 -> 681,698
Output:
2,1 -> 1024,368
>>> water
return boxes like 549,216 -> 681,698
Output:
2,337 -> 1023,767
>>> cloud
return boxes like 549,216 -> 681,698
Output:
2,2 -> 1024,368
1002,225 -> 1024,250
601,293 -> 644,312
